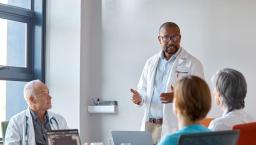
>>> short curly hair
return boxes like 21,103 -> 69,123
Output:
159,22 -> 180,34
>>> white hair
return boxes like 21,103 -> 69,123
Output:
23,80 -> 43,101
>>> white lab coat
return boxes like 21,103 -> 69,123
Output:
4,108 -> 68,145
137,47 -> 204,138
208,109 -> 254,131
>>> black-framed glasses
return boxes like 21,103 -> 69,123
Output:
159,35 -> 180,42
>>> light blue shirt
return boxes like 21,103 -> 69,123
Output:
149,49 -> 181,118
158,124 -> 210,145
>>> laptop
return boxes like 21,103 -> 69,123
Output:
178,130 -> 239,145
47,129 -> 81,145
111,131 -> 153,145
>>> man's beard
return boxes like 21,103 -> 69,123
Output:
163,45 -> 179,55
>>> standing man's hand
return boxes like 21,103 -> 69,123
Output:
160,92 -> 174,103
160,86 -> 174,103
130,89 -> 142,105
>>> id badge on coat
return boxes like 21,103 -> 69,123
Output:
175,58 -> 191,79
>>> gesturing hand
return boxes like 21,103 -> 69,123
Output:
130,88 -> 142,105
160,92 -> 174,103
160,86 -> 174,103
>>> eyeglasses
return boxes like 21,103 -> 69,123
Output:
159,35 -> 180,42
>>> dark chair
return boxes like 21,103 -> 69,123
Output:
1,121 -> 9,142
178,130 -> 239,145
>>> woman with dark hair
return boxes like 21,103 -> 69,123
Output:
209,68 -> 254,131
158,75 -> 211,145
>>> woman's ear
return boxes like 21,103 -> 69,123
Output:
214,90 -> 221,106
173,97 -> 183,116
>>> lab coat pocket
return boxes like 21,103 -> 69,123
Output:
175,63 -> 190,79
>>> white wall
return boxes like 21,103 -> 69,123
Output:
46,0 -> 81,135
46,0 -> 102,143
80,0 -> 103,143
46,0 -> 256,144
100,0 -> 256,143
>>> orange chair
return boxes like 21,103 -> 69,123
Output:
199,117 -> 213,127
233,122 -> 256,145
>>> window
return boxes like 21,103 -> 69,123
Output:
0,0 -> 31,9
0,0 -> 46,81
0,18 -> 27,68
0,0 -> 45,137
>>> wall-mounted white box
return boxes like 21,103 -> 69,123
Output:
88,105 -> 118,113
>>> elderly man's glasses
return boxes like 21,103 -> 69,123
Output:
159,35 -> 180,42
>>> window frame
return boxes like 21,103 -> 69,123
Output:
0,0 -> 46,82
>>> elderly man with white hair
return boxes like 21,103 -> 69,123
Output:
5,80 -> 68,145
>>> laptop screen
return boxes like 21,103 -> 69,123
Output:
47,129 -> 81,145
112,131 -> 153,145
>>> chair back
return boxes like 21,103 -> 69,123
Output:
233,122 -> 256,145
1,121 -> 9,142
178,130 -> 239,145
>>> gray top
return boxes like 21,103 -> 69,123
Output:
30,109 -> 51,145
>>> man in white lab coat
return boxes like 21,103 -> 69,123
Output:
130,22 -> 204,144
5,80 -> 68,145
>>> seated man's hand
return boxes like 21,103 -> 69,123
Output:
130,89 -> 142,105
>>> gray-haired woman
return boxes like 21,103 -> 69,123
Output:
209,68 -> 254,131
